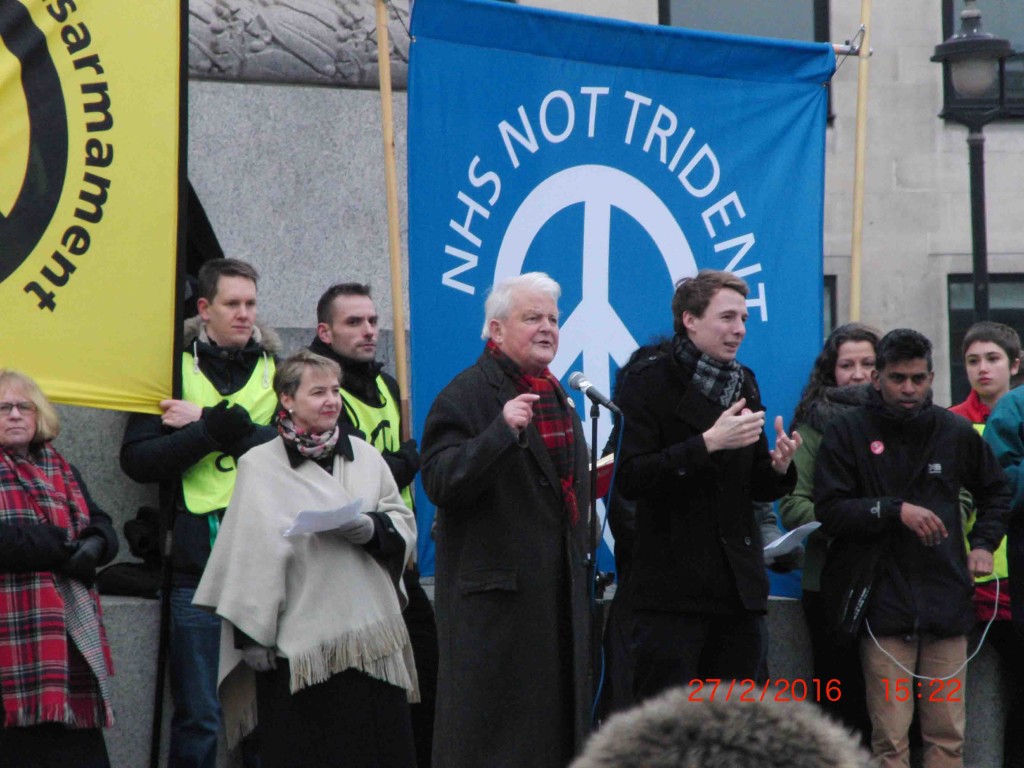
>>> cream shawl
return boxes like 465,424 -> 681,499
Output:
193,436 -> 418,744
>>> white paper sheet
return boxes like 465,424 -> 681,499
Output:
282,497 -> 364,537
763,521 -> 821,559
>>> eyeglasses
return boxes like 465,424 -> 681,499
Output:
0,401 -> 37,416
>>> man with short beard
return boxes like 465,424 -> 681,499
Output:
309,282 -> 436,767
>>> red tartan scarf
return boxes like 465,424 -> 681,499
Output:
487,341 -> 579,524
0,444 -> 114,728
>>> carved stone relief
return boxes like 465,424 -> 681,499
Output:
188,0 -> 411,88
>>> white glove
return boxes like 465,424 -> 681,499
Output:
337,514 -> 375,545
241,643 -> 277,672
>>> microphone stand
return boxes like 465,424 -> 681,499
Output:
587,401 -> 600,724
588,401 -> 600,582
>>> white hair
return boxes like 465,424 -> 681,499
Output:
480,272 -> 562,340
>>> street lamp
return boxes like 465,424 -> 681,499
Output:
931,0 -> 1014,321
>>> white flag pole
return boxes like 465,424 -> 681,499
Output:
849,4 -> 872,322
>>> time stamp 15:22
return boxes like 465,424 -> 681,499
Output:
882,678 -> 962,702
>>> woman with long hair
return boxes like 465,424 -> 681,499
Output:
780,323 -> 880,743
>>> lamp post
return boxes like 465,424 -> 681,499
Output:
931,0 -> 1014,322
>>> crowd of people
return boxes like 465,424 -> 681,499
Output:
2,259 -> 1022,768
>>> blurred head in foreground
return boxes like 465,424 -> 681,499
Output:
570,686 -> 869,768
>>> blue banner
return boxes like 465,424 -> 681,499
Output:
408,0 -> 834,585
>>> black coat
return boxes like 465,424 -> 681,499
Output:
814,392 -> 1010,637
420,353 -> 592,768
616,351 -> 795,614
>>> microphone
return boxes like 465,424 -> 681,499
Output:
568,372 -> 621,415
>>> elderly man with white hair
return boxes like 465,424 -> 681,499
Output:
421,272 -> 592,768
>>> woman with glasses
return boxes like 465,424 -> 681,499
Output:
0,370 -> 119,768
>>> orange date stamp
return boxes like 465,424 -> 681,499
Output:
687,678 -> 842,703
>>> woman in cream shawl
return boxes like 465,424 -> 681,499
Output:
195,350 -> 417,768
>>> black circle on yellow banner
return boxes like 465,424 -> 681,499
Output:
0,1 -> 69,284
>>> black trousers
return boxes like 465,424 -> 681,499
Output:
0,723 -> 109,768
256,663 -> 416,768
631,608 -> 762,703
403,566 -> 438,768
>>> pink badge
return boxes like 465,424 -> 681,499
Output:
870,441 -> 884,455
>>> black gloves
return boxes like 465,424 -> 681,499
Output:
0,524 -> 72,572
204,400 -> 254,446
383,439 -> 421,489
61,535 -> 107,586
395,439 -> 421,469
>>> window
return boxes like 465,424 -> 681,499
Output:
947,274 -> 1024,403
659,0 -> 828,44
941,0 -> 1024,119
823,274 -> 837,339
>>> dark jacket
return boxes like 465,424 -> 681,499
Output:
984,385 -> 1024,634
814,390 -> 1010,638
0,464 -> 118,573
420,352 -> 592,768
616,349 -> 795,614
120,318 -> 280,586
308,337 -> 419,490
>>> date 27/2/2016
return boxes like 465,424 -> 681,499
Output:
686,678 -> 842,703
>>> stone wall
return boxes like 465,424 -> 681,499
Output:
38,1 -> 1024,764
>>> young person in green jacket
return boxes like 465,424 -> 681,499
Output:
780,322 -> 880,744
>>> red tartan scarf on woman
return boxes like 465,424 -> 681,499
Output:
0,444 -> 114,728
487,341 -> 579,525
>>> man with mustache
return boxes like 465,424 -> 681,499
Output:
815,328 -> 1010,768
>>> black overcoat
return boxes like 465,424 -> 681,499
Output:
421,353 -> 592,768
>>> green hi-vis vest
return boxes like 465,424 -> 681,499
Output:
180,352 -> 277,520
965,419 -> 1008,583
341,376 -> 414,510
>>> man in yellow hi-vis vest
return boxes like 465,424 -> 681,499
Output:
310,282 -> 437,768
122,259 -> 279,768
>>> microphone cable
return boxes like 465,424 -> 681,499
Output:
590,415 -> 626,726
864,573 -> 999,682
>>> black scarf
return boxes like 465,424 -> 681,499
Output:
672,334 -> 745,408
867,386 -> 934,423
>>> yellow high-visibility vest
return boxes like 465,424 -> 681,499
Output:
341,376 -> 414,510
180,352 -> 277,517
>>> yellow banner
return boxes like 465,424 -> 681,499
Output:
1,0 -> 182,414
